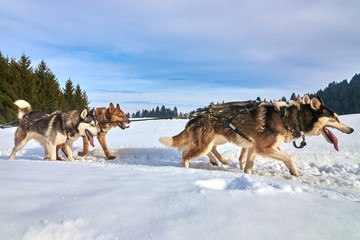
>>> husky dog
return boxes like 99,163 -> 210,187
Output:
160,95 -> 354,176
204,100 -> 292,172
9,100 -> 99,162
191,100 -> 261,167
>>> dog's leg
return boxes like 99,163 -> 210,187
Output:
211,146 -> 230,165
56,144 -> 65,160
239,148 -> 248,171
43,147 -> 52,161
243,147 -> 257,174
207,151 -> 219,166
97,134 -> 116,159
182,142 -> 214,168
65,141 -> 75,162
47,143 -> 57,161
262,148 -> 301,176
77,136 -> 89,156
9,130 -> 29,159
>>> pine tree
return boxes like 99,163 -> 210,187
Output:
34,60 -> 63,111
8,54 -> 35,102
290,92 -> 297,101
155,106 -> 160,116
63,79 -> 75,110
0,52 -> 17,122
74,84 -> 89,109
160,105 -> 166,117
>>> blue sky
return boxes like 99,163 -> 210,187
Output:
1,0 -> 360,113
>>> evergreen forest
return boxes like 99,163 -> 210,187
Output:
0,52 -> 89,124
129,105 -> 182,119
289,74 -> 360,115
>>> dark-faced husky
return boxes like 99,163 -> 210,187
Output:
8,100 -> 99,162
160,95 -> 354,176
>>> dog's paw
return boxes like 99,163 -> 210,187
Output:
78,151 -> 88,156
244,169 -> 252,174
106,155 -> 116,160
290,169 -> 301,177
220,158 -> 230,165
209,160 -> 219,166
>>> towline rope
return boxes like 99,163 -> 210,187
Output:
97,116 -> 177,125
1,116 -> 178,129
0,120 -> 19,129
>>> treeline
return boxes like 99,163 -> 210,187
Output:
129,105 -> 187,118
313,73 -> 360,114
0,52 -> 89,124
256,73 -> 360,115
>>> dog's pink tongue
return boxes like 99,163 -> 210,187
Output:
89,137 -> 95,147
326,127 -> 338,151
85,130 -> 95,147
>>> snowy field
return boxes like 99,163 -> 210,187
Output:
0,114 -> 359,240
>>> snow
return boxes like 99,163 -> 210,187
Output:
1,114 -> 360,240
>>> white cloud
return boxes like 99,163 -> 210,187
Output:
1,0 -> 360,109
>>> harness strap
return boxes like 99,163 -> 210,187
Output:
0,119 -> 19,129
219,116 -> 253,142
23,116 -> 45,133
271,102 -> 307,149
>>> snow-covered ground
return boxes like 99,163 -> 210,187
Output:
1,114 -> 359,240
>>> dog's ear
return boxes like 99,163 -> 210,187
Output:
310,97 -> 322,110
303,94 -> 311,104
297,95 -> 302,103
116,104 -> 121,110
109,103 -> 115,114
317,96 -> 325,106
91,108 -> 96,116
80,109 -> 88,119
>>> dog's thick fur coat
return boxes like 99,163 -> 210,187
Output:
9,100 -> 99,162
160,95 -> 354,176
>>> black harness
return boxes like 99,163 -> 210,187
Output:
206,107 -> 253,143
22,114 -> 71,140
218,115 -> 253,142
273,102 -> 306,149
208,102 -> 307,148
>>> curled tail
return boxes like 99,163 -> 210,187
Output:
14,100 -> 32,119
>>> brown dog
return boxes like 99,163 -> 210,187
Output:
160,95 -> 354,176
59,103 -> 130,160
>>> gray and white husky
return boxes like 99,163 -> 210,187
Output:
9,100 -> 99,162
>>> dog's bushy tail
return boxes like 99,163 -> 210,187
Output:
14,100 -> 32,119
159,129 -> 189,149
